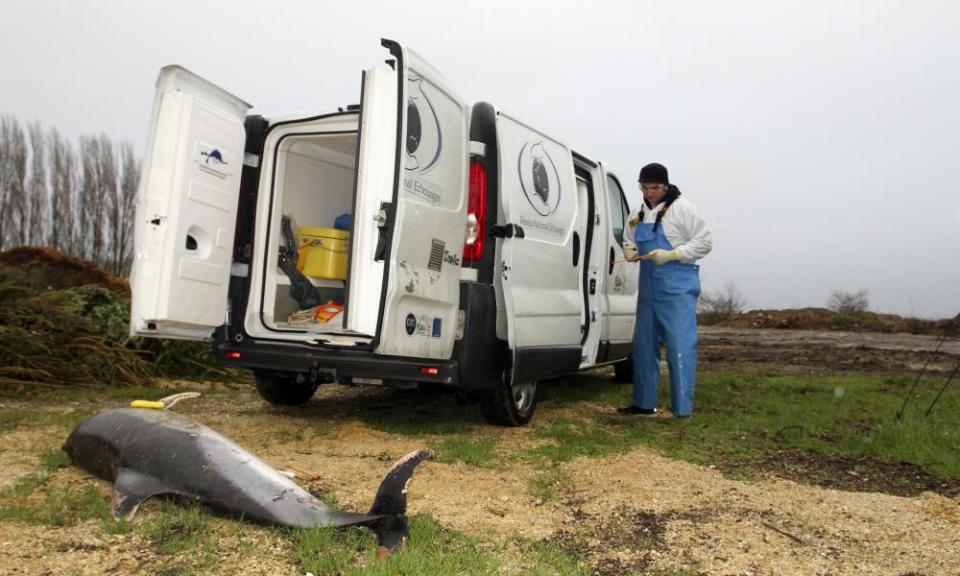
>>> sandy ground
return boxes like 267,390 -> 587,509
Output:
1,329 -> 958,575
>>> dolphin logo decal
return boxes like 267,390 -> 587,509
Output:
64,407 -> 432,552
404,78 -> 442,173
200,149 -> 227,165
518,141 -> 561,216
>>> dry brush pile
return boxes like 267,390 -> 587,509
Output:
0,247 -> 227,393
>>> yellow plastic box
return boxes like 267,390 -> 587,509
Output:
296,227 -> 349,280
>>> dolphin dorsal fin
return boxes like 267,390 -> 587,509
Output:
368,449 -> 433,516
111,468 -> 174,521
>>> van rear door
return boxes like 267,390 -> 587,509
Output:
129,66 -> 251,340
348,40 -> 470,359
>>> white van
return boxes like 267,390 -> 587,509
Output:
129,39 -> 638,426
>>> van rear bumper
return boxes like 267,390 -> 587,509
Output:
214,341 -> 459,385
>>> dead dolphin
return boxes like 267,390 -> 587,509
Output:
64,407 -> 431,550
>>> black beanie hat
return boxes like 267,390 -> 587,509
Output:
639,163 -> 669,185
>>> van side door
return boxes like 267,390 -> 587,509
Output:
601,171 -> 638,347
494,112 -> 583,379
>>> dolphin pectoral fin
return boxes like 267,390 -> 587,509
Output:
111,468 -> 173,521
366,449 -> 432,551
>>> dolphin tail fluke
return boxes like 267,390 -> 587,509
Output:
367,449 -> 433,551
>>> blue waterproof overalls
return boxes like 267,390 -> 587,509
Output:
632,217 -> 701,416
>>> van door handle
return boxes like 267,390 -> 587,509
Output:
490,224 -> 525,239
374,202 -> 393,261
572,231 -> 580,267
609,246 -> 615,274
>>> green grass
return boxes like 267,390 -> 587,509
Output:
534,369 -> 960,481
358,396 -> 484,436
290,514 -> 496,575
524,418 -> 635,464
0,483 -> 108,526
0,447 -> 109,527
520,540 -> 590,576
289,513 -> 587,576
0,409 -> 38,432
143,501 -> 211,555
139,500 -> 220,575
434,436 -> 498,467
40,448 -> 71,472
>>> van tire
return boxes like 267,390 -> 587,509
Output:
254,370 -> 318,406
481,368 -> 537,427
613,357 -> 633,382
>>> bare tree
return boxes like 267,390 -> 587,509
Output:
828,289 -> 870,313
0,117 -> 9,247
27,121 -> 48,246
699,282 -> 748,322
79,136 -> 102,262
1,117 -> 29,248
1,117 -> 139,272
48,128 -> 71,251
115,142 -> 140,275
99,135 -> 117,269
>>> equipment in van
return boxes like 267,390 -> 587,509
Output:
287,301 -> 344,326
65,407 -> 431,552
279,215 -> 322,309
334,213 -> 353,231
296,226 -> 349,281
128,39 -> 641,426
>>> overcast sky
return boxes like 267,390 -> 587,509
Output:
2,0 -> 958,317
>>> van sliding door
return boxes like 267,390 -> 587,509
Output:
494,113 -> 584,378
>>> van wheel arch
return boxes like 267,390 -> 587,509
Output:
480,364 -> 538,427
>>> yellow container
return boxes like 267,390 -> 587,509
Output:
296,227 -> 349,280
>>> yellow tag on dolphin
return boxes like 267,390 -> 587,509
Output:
130,400 -> 166,410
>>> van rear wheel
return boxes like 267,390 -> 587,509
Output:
481,368 -> 537,427
254,370 -> 318,406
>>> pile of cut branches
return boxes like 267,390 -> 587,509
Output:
0,251 -> 228,392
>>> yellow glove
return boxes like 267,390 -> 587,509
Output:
622,243 -> 638,259
648,248 -> 683,265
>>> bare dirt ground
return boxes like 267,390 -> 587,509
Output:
700,326 -> 960,374
1,328 -> 958,575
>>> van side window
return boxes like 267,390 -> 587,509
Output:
606,176 -> 627,245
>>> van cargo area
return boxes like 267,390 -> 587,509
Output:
250,127 -> 360,337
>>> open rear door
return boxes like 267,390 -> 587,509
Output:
129,66 -> 251,340
348,40 -> 470,359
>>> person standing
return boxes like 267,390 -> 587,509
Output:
619,163 -> 712,418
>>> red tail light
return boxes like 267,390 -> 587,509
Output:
226,351 -> 241,360
463,159 -> 487,262
420,366 -> 439,376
